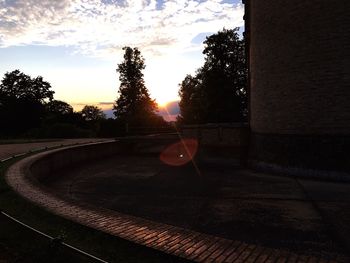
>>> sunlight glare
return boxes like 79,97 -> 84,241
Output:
160,139 -> 198,166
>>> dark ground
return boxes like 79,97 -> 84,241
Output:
0,213 -> 94,263
44,153 -> 350,258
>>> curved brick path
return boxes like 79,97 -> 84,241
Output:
4,144 -> 349,263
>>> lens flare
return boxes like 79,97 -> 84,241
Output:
160,138 -> 198,166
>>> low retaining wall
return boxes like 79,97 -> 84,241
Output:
17,132 -> 246,186
29,137 -> 183,182
30,141 -> 123,181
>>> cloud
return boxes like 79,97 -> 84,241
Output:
0,0 -> 73,45
98,101 -> 114,105
0,0 -> 244,57
97,102 -> 114,111
70,101 -> 114,109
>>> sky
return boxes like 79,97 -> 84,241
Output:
0,0 -> 244,115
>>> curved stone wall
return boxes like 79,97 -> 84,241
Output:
28,138 -> 180,182
30,141 -> 127,181
246,0 -> 350,172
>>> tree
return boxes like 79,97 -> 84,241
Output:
113,47 -> 159,126
43,100 -> 76,127
177,71 -> 205,124
80,105 -> 106,122
0,69 -> 54,102
0,70 -> 55,136
46,100 -> 73,115
178,28 -> 247,124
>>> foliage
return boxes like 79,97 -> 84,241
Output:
43,100 -> 76,127
0,96 -> 45,136
46,100 -> 73,116
98,118 -> 127,137
178,28 -> 247,124
80,105 -> 106,122
0,70 -> 55,136
45,123 -> 92,138
0,70 -> 125,138
113,47 -> 161,127
178,70 -> 205,124
0,69 -> 54,102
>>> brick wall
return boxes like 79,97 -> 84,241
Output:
181,124 -> 250,165
182,124 -> 249,147
248,0 -> 350,135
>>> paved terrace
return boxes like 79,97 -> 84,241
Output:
3,142 -> 350,263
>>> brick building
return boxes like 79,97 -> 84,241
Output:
244,1 -> 350,172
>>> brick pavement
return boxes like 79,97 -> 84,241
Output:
4,147 -> 349,263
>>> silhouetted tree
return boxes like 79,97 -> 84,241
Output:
98,118 -> 126,137
0,70 -> 54,136
80,105 -> 106,122
43,100 -> 86,128
177,71 -> 205,124
113,47 -> 160,126
0,70 -> 54,102
46,100 -> 73,116
178,28 -> 247,124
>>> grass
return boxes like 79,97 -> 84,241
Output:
0,156 -> 190,263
